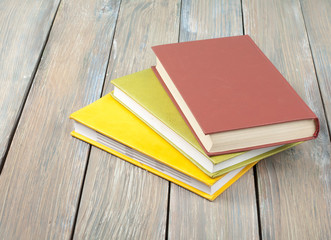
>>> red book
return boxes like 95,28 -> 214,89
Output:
152,35 -> 319,155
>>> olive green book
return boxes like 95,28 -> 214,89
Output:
111,68 -> 301,178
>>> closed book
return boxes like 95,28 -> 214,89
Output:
152,35 -> 319,155
69,94 -> 256,201
111,68 -> 301,177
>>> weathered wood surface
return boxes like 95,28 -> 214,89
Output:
1,0 -> 331,239
168,1 -> 259,239
300,0 -> 331,134
0,0 -> 61,169
72,0 -> 180,239
243,0 -> 331,239
0,0 -> 121,239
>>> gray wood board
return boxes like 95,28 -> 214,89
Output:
0,0 -> 61,168
0,0 -> 121,238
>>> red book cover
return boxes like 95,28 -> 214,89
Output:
152,35 -> 319,155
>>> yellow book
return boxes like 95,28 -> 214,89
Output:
70,94 -> 259,201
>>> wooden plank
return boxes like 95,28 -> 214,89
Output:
242,0 -> 331,239
0,0 -> 121,239
168,1 -> 259,239
72,0 -> 181,239
300,0 -> 331,133
0,0 -> 61,169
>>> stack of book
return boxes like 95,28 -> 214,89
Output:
70,35 -> 319,201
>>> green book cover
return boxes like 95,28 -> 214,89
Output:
111,68 -> 300,177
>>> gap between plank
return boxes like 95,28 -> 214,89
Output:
69,145 -> 92,240
177,0 -> 183,42
0,0 -> 63,175
99,0 -> 123,97
240,0 -> 245,35
165,182 -> 171,240
253,165 -> 263,240
69,1 -> 123,239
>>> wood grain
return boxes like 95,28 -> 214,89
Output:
0,0 -> 61,168
0,0 -> 121,239
168,1 -> 259,239
300,0 -> 331,134
72,0 -> 180,239
243,0 -> 331,239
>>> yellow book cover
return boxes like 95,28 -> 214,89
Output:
70,94 -> 258,200
111,69 -> 301,177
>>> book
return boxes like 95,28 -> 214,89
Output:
111,68 -> 301,177
70,94 -> 257,201
152,35 -> 319,155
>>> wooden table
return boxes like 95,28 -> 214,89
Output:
0,0 -> 330,239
